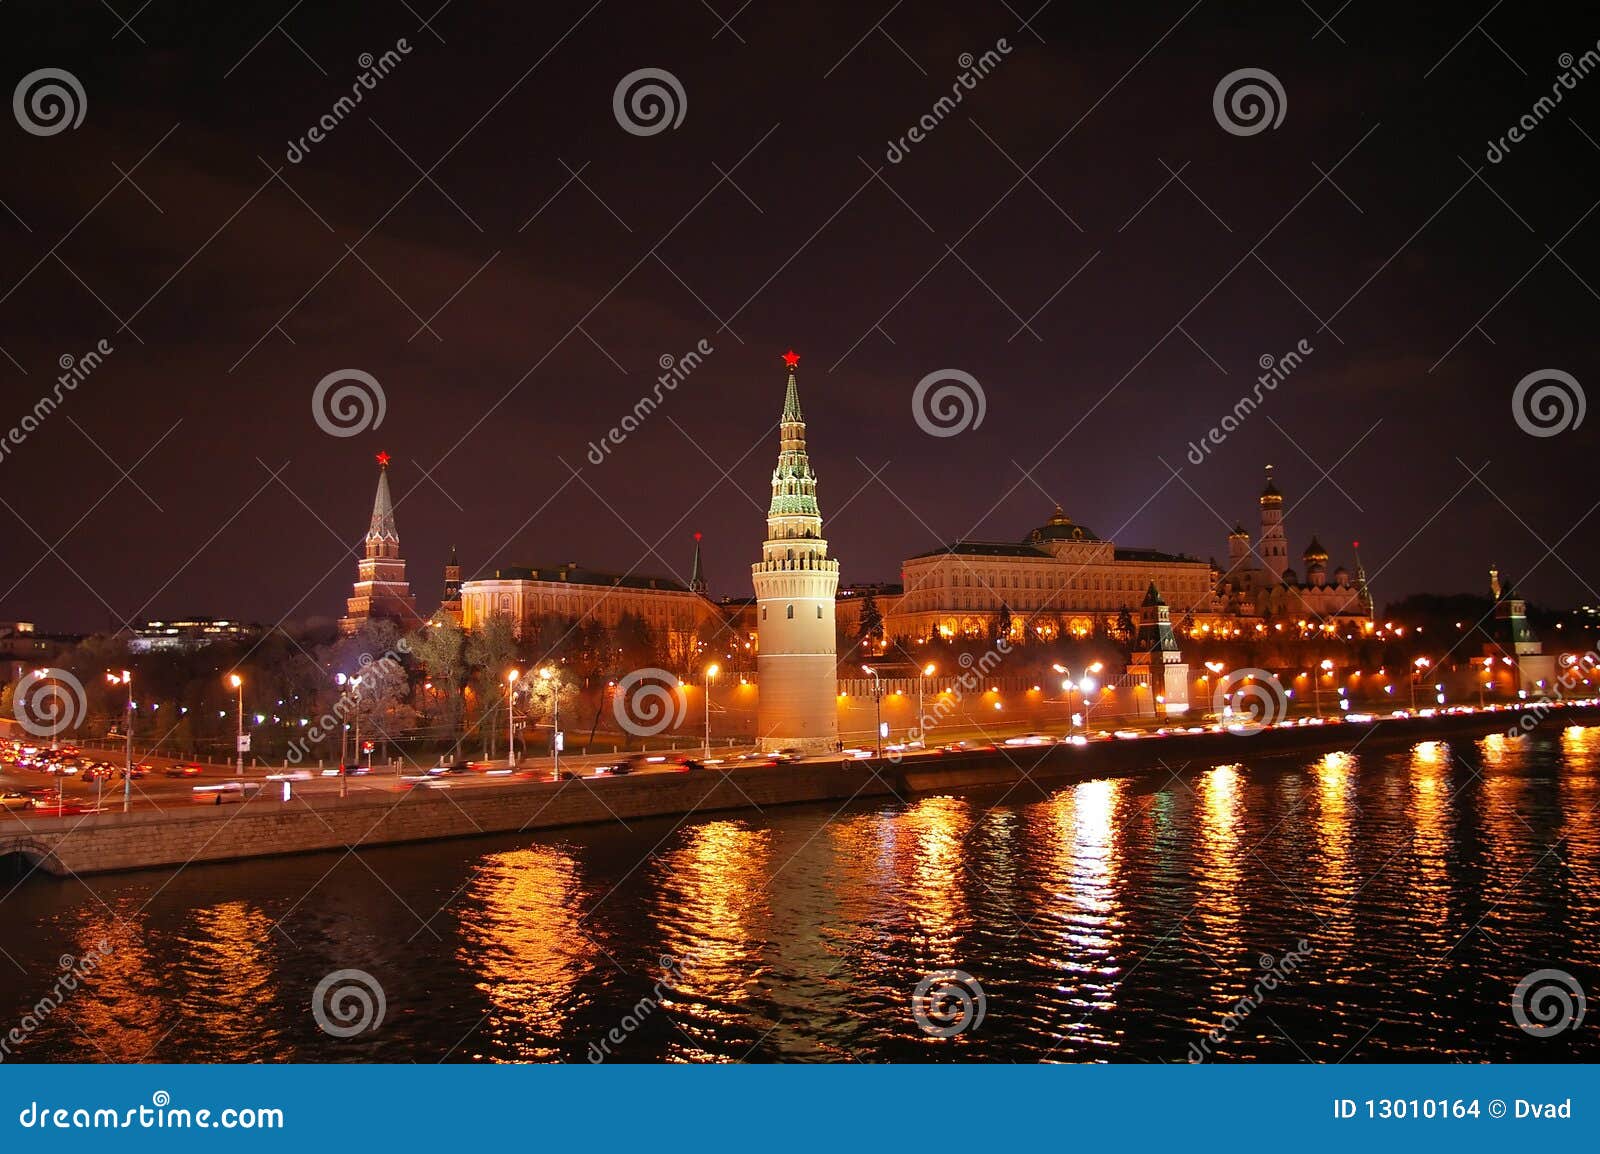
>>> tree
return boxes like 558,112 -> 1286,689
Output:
856,592 -> 884,651
410,619 -> 468,743
1115,606 -> 1136,644
612,611 -> 658,672
465,615 -> 521,757
992,602 -> 1014,643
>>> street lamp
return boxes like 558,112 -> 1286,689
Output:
228,673 -> 244,776
919,663 -> 935,745
36,668 -> 59,753
539,666 -> 559,779
106,670 -> 132,812
862,665 -> 883,756
506,669 -> 520,768
1316,659 -> 1334,717
703,664 -> 719,760
1080,676 -> 1098,732
1411,657 -> 1430,712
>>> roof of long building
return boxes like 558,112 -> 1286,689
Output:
465,565 -> 696,594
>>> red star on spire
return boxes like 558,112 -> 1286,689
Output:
376,451 -> 391,468
781,349 -> 800,368
694,531 -> 703,541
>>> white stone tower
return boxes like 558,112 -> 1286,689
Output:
1258,465 -> 1288,583
753,351 -> 840,754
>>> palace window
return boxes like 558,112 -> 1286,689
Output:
786,604 -> 794,619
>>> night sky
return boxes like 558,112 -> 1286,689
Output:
2,0 -> 1598,634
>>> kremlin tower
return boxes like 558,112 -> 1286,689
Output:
339,452 -> 422,636
752,351 -> 840,754
1258,464 -> 1289,582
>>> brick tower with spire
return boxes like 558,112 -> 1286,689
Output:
752,351 -> 840,754
339,452 -> 422,636
437,544 -> 463,625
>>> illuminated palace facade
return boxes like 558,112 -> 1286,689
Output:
882,469 -> 1373,642
457,543 -> 721,662
885,506 -> 1220,642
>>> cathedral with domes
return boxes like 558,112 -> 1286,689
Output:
1216,466 -> 1373,628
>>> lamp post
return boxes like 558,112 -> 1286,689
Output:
1411,657 -> 1430,712
106,671 -> 133,812
1316,659 -> 1334,717
350,676 -> 362,797
703,664 -> 719,761
862,665 -> 883,757
335,673 -> 349,766
1080,676 -> 1098,732
1053,664 -> 1075,734
228,673 -> 244,776
539,666 -> 559,780
506,669 -> 520,768
919,662 -> 935,745
36,669 -> 58,753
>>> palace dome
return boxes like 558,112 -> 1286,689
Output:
1027,505 -> 1099,543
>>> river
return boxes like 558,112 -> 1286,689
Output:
2,727 -> 1596,1063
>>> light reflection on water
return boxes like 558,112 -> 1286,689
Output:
2,732 -> 1597,1063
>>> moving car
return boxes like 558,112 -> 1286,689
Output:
164,763 -> 205,778
0,792 -> 32,811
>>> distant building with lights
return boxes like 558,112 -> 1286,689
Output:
127,618 -> 264,653
0,622 -> 86,666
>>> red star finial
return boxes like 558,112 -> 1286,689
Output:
694,531 -> 702,541
781,349 -> 800,369
376,451 -> 390,468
